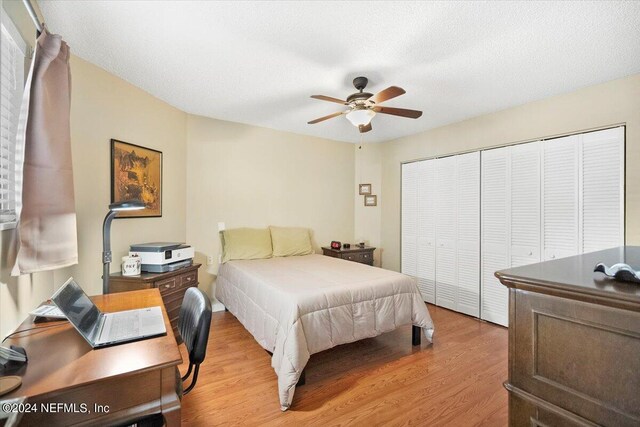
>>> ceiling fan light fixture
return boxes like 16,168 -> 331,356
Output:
346,109 -> 375,127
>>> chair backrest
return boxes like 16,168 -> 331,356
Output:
178,287 -> 212,365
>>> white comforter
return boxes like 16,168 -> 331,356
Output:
215,254 -> 434,410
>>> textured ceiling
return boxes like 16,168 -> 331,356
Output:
39,1 -> 640,143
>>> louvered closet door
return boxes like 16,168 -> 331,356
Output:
581,127 -> 624,252
481,147 -> 510,326
435,156 -> 457,311
416,159 -> 436,303
543,135 -> 580,261
456,152 -> 480,317
401,162 -> 418,278
511,142 -> 541,267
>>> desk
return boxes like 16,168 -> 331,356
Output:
3,289 -> 182,426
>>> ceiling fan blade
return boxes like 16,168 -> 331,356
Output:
367,86 -> 406,104
307,111 -> 345,124
372,106 -> 422,119
310,95 -> 348,105
359,123 -> 372,133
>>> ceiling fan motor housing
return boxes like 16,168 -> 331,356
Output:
353,76 -> 368,91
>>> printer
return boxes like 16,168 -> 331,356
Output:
129,242 -> 194,273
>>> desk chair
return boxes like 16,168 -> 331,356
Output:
178,287 -> 212,395
121,288 -> 212,427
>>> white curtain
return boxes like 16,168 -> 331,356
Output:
12,27 -> 77,275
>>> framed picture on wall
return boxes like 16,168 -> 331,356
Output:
111,139 -> 163,218
364,195 -> 377,207
359,183 -> 372,195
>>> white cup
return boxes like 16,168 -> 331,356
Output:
122,256 -> 141,276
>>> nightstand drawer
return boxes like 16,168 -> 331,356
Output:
322,246 -> 375,266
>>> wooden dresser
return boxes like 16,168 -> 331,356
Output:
496,247 -> 640,427
109,263 -> 201,342
322,245 -> 375,266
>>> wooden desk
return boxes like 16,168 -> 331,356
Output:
3,289 -> 182,426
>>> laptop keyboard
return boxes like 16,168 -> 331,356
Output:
109,312 -> 140,340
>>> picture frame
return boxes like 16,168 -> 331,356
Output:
359,183 -> 372,195
111,139 -> 163,218
364,195 -> 377,207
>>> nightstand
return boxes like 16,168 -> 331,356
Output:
322,245 -> 375,266
108,263 -> 201,342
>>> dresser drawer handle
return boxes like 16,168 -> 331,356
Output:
162,283 -> 175,290
364,254 -> 369,258
186,277 -> 192,282
347,256 -> 353,260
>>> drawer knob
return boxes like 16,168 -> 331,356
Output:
528,251 -> 533,256
186,277 -> 192,282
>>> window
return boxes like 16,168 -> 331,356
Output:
0,9 -> 27,229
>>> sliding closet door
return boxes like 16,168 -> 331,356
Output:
543,135 -> 580,261
401,162 -> 418,278
435,156 -> 457,311
416,159 -> 436,303
456,152 -> 480,317
581,127 -> 624,252
481,147 -> 510,326
510,142 -> 541,267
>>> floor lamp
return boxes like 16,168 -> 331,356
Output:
103,200 -> 145,294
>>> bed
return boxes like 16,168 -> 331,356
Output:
215,253 -> 435,411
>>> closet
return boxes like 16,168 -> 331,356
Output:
401,126 -> 624,326
402,152 -> 480,316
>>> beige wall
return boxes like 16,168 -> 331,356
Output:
373,73 -> 640,272
186,115 -> 354,298
0,2 -> 187,337
354,143 -> 382,266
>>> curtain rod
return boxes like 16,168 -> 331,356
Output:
22,0 -> 43,33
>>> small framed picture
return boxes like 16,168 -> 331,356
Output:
359,184 -> 372,195
364,195 -> 377,207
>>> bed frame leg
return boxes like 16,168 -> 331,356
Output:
224,307 -> 228,312
412,325 -> 421,346
298,369 -> 306,386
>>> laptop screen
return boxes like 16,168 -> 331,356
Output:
52,278 -> 101,342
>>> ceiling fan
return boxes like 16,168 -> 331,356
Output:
308,76 -> 422,133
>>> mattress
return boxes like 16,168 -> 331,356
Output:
215,254 -> 435,410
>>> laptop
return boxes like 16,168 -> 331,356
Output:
51,277 -> 166,348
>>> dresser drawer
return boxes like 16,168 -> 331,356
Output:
181,271 -> 197,286
511,289 -> 640,426
157,277 -> 179,295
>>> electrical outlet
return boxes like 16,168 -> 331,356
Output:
207,256 -> 214,265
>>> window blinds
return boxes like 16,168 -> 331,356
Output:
0,24 -> 25,225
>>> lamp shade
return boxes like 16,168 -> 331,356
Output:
346,109 -> 375,127
109,200 -> 145,211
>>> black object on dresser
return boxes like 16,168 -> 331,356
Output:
496,247 -> 640,427
322,245 -> 375,266
109,263 -> 201,343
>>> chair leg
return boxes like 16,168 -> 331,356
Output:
181,363 -> 193,382
183,364 -> 200,395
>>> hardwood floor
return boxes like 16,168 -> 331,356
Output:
178,304 -> 508,426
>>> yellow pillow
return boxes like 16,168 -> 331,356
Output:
221,228 -> 272,263
270,226 -> 313,257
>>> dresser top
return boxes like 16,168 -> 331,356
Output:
496,247 -> 640,306
109,262 -> 201,282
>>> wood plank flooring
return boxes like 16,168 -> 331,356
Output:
178,304 -> 508,426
